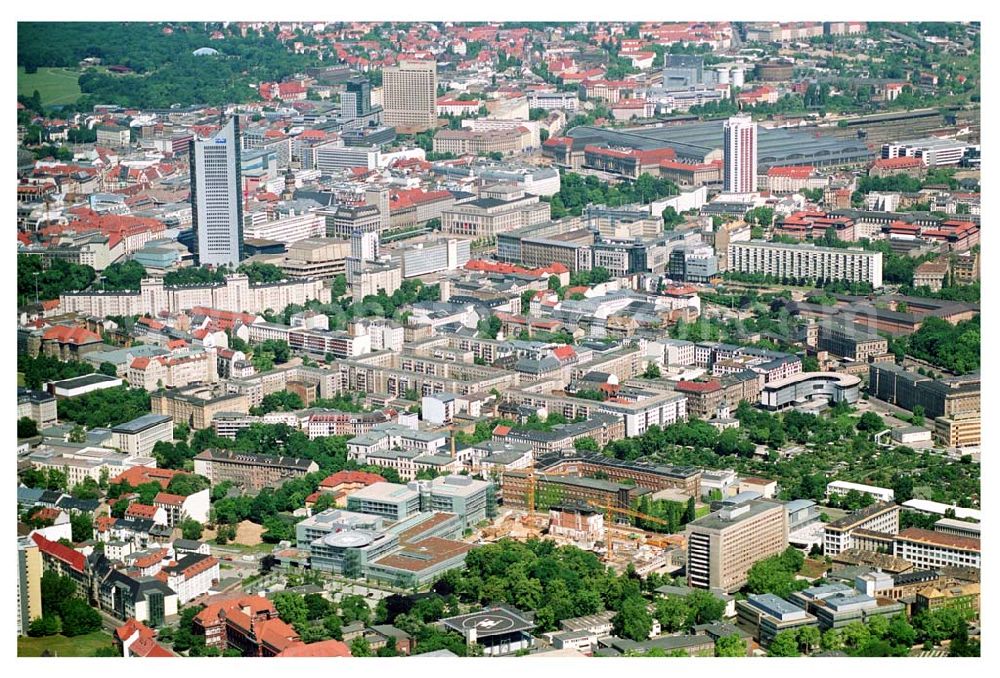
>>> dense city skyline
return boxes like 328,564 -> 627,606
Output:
15,19 -> 981,661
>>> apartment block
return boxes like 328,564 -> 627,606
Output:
728,241 -> 883,287
503,471 -> 651,512
60,274 -> 331,319
193,449 -> 319,491
17,537 -> 43,636
736,594 -> 819,647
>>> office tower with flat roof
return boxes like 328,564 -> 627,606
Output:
190,117 -> 244,266
383,59 -> 437,132
342,77 -> 372,120
686,498 -> 788,593
723,114 -> 757,194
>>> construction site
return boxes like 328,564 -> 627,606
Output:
474,462 -> 693,575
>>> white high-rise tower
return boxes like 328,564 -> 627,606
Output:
723,114 -> 758,194
190,117 -> 244,267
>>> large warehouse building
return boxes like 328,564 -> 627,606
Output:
562,121 -> 873,171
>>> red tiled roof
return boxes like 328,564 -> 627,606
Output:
116,618 -> 155,642
767,165 -> 815,178
130,635 -> 174,657
31,533 -> 86,573
493,424 -> 512,436
543,136 -> 573,148
111,466 -> 185,489
676,379 -> 723,394
195,595 -> 276,627
125,503 -> 160,520
277,639 -> 352,657
131,548 -> 169,569
552,345 -> 577,361
872,157 -> 924,170
659,159 -> 720,172
42,325 -> 102,345
153,492 -> 185,507
257,617 -> 301,652
319,470 -> 386,489
297,129 -> 327,140
896,527 -> 980,552
30,507 -> 62,523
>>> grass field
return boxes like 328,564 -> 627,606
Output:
17,631 -> 116,657
17,67 -> 83,106
17,372 -> 25,387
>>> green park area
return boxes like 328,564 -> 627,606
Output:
17,67 -> 83,106
17,630 -> 116,657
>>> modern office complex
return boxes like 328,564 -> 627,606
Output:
728,241 -> 884,287
759,372 -> 861,410
190,117 -> 244,266
736,593 -> 819,647
788,582 -> 905,631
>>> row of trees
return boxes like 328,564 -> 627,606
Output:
21,22 -> 322,109
263,278 -> 439,333
57,386 -> 151,429
769,605 -> 975,657
590,396 -> 978,509
28,572 -> 101,638
18,353 -> 98,390
746,547 -> 808,599
546,172 -> 680,219
17,255 -> 95,307
897,315 -> 980,374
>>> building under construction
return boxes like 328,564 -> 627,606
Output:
503,471 -> 651,511
535,452 -> 703,496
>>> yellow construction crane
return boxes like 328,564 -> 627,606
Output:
586,501 -> 673,560
524,464 -> 574,514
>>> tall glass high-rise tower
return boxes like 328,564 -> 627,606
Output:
190,116 -> 244,267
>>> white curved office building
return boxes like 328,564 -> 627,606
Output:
760,371 -> 861,410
